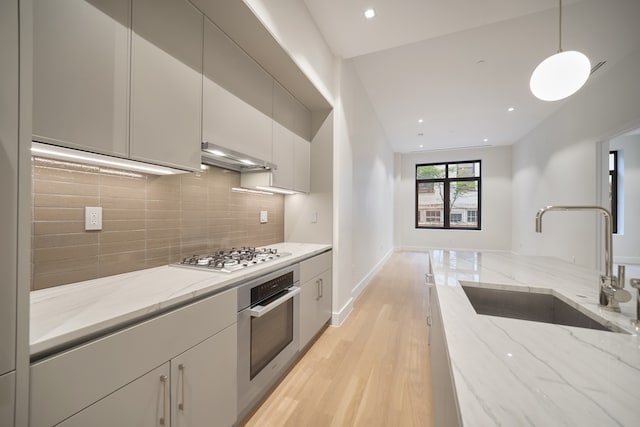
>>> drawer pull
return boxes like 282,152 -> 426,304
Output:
160,375 -> 168,425
178,364 -> 185,411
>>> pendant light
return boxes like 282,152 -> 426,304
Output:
530,0 -> 590,101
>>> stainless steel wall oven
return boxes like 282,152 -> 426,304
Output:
237,265 -> 300,419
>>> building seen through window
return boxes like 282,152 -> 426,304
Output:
415,161 -> 481,230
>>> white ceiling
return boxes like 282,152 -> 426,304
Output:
303,0 -> 640,152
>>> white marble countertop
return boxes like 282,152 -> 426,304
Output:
429,250 -> 640,426
30,242 -> 331,357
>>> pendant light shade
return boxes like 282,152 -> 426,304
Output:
530,50 -> 591,101
530,0 -> 590,101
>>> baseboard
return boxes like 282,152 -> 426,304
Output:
331,297 -> 353,327
330,248 -> 396,327
351,248 -> 394,300
615,256 -> 640,265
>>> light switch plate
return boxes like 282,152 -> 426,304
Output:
85,207 -> 103,231
311,212 -> 318,223
260,210 -> 268,224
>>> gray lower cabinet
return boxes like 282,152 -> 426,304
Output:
130,0 -> 203,171
30,289 -> 237,427
58,363 -> 170,427
170,324 -> 237,427
299,251 -> 332,349
58,324 -> 237,427
0,371 -> 15,427
429,286 -> 461,427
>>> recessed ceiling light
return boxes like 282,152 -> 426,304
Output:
418,118 -> 424,123
483,138 -> 489,142
508,107 -> 515,112
419,144 -> 424,148
364,8 -> 376,19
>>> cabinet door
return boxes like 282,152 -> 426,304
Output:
203,21 -> 272,162
33,0 -> 130,157
316,269 -> 332,330
171,324 -> 237,427
271,122 -> 294,189
58,363 -> 171,427
199,15 -> 272,119
0,371 -> 15,427
293,136 -> 311,193
0,0 -> 18,376
130,0 -> 203,171
300,269 -> 331,349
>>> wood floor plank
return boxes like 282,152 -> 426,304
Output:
242,252 -> 434,426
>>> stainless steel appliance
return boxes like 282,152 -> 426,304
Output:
237,264 -> 300,420
172,247 -> 291,273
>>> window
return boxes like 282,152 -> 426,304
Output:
416,161 -> 481,230
609,151 -> 618,234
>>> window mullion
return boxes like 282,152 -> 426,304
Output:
443,180 -> 450,228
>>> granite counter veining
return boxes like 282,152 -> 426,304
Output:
31,242 -> 331,357
429,250 -> 640,426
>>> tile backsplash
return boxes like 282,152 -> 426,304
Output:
32,157 -> 284,290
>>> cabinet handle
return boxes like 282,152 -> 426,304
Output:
319,278 -> 324,298
160,375 -> 168,425
178,363 -> 185,411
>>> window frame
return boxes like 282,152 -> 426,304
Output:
609,150 -> 618,234
415,160 -> 482,230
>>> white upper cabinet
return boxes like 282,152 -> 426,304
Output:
266,123 -> 310,193
271,121 -> 295,189
273,81 -> 312,142
272,82 -> 311,192
130,0 -> 203,171
202,19 -> 272,162
293,136 -> 311,193
33,0 -> 130,156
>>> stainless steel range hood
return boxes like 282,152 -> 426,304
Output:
201,142 -> 276,172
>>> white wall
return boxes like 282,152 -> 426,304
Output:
512,46 -> 640,268
395,146 -> 512,251
337,60 -> 395,309
285,111 -> 333,243
611,135 -> 640,264
243,0 -> 335,105
247,0 -> 396,325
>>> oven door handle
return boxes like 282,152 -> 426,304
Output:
249,286 -> 300,318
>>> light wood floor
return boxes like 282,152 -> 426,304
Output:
242,252 -> 434,427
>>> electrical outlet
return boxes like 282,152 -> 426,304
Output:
85,207 -> 103,231
260,210 -> 268,224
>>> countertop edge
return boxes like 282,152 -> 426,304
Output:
30,243 -> 332,358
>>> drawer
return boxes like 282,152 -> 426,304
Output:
300,251 -> 332,284
30,288 -> 236,427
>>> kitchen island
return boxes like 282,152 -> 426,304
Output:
429,250 -> 640,426
30,242 -> 331,358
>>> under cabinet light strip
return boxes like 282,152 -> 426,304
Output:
31,142 -> 184,175
255,186 -> 298,195
231,187 -> 274,195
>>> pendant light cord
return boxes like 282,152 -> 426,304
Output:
558,0 -> 563,52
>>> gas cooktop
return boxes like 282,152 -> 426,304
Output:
172,247 -> 290,273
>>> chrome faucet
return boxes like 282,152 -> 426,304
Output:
535,205 -> 631,312
630,278 -> 640,327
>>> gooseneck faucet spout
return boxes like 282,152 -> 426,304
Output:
535,205 -> 631,311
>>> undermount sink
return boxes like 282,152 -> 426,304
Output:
461,284 -> 619,333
